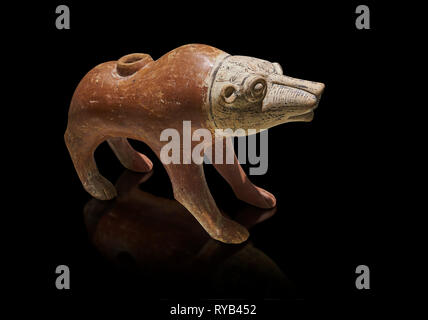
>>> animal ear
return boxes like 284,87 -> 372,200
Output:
273,62 -> 283,75
221,85 -> 238,104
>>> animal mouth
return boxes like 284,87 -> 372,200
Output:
288,110 -> 314,121
288,98 -> 319,121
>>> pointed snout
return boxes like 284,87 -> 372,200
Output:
262,74 -> 325,113
307,81 -> 325,98
269,73 -> 325,98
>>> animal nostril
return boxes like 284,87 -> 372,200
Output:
315,83 -> 325,96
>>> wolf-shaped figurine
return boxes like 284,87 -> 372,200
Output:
65,44 -> 325,243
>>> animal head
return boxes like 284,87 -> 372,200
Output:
207,55 -> 325,135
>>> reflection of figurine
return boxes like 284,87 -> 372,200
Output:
84,170 -> 294,298
66,44 -> 325,243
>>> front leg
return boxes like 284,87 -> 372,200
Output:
164,163 -> 249,244
211,137 -> 276,209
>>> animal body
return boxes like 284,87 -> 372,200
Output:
65,44 -> 324,243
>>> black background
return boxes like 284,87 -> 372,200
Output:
20,0 -> 403,316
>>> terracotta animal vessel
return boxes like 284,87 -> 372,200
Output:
65,44 -> 325,244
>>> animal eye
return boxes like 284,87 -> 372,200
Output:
253,82 -> 264,93
246,77 -> 267,102
221,85 -> 237,103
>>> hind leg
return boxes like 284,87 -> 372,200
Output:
65,127 -> 117,200
107,137 -> 153,173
